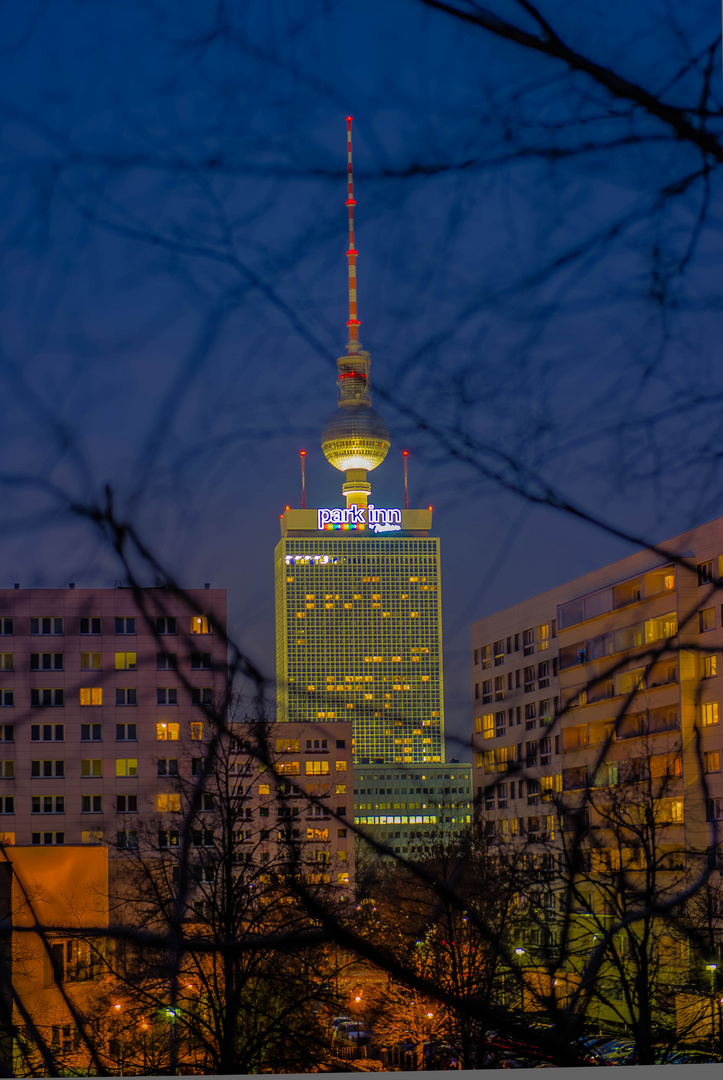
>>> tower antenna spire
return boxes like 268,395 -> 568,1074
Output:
346,116 -> 360,353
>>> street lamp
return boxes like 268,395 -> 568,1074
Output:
514,949 -> 526,1012
706,963 -> 718,1045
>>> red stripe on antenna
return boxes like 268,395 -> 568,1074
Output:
346,117 -> 360,350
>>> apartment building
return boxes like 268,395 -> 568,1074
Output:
470,516 -> 723,859
0,585 -> 227,848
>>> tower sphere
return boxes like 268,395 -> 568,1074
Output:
321,403 -> 390,473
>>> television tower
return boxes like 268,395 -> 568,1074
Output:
321,117 -> 390,511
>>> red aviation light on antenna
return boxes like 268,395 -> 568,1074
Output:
300,450 -> 306,457
403,450 -> 409,458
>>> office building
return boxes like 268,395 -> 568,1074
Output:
275,118 -> 445,769
354,761 -> 472,858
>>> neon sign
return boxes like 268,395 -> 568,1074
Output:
316,505 -> 402,531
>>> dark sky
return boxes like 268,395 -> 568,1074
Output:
0,0 -> 720,753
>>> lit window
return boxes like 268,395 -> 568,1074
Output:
705,751 -> 720,773
703,702 -> 719,727
116,759 -> 138,777
115,652 -> 137,671
305,761 -> 329,775
191,615 -> 211,634
705,654 -> 718,679
81,759 -> 102,777
190,723 -> 203,741
335,761 -> 347,772
79,688 -> 103,706
700,608 -> 715,633
80,653 -> 102,670
156,723 -> 180,741
156,794 -> 181,812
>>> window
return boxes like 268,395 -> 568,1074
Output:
116,759 -> 138,777
192,829 -> 214,847
116,724 -> 137,742
80,653 -> 101,670
0,619 -> 13,635
481,679 -> 492,704
0,797 -> 14,814
481,644 -> 492,669
192,687 -> 214,706
538,660 -> 550,688
494,640 -> 504,666
157,722 -> 179,740
524,666 -> 535,693
496,746 -> 508,772
707,798 -> 722,821
700,608 -> 715,633
32,796 -> 64,813
645,612 -> 678,642
32,832 -> 64,845
705,654 -> 718,679
116,795 -> 138,813
699,560 -> 715,585
705,751 -> 720,773
336,783 -> 347,794
30,618 -> 63,635
539,699 -> 552,725
0,726 -> 13,742
156,793 -> 181,812
191,652 -> 212,670
0,691 -> 13,707
29,652 -> 62,669
115,618 -> 136,635
154,760 -> 178,781
115,652 -> 137,670
157,652 -> 178,670
191,758 -> 204,775
191,615 -> 211,634
157,688 -> 178,705
494,675 -> 504,701
305,761 -> 330,775
495,710 -> 506,737
81,760 -> 102,778
116,688 -> 137,706
159,830 -> 179,848
31,724 -> 64,741
81,724 -> 102,742
116,830 -> 138,848
200,793 -> 214,811
31,688 -> 64,707
79,688 -> 102,706
80,617 -> 102,635
703,702 -> 720,727
481,713 -> 494,739
156,616 -> 177,634
0,655 -> 12,672
190,723 -> 203,741
540,737 -> 552,765
536,623 -> 550,651
523,628 -> 535,655
31,761 -> 63,778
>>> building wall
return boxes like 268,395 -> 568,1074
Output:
0,845 -> 109,1072
275,521 -> 444,765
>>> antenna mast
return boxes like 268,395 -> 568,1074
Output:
346,116 -> 360,353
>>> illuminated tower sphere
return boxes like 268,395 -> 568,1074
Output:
321,117 -> 390,510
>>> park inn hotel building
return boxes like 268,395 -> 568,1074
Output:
274,119 -> 470,853
470,514 -> 723,861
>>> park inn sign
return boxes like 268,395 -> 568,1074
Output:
317,505 -> 402,532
